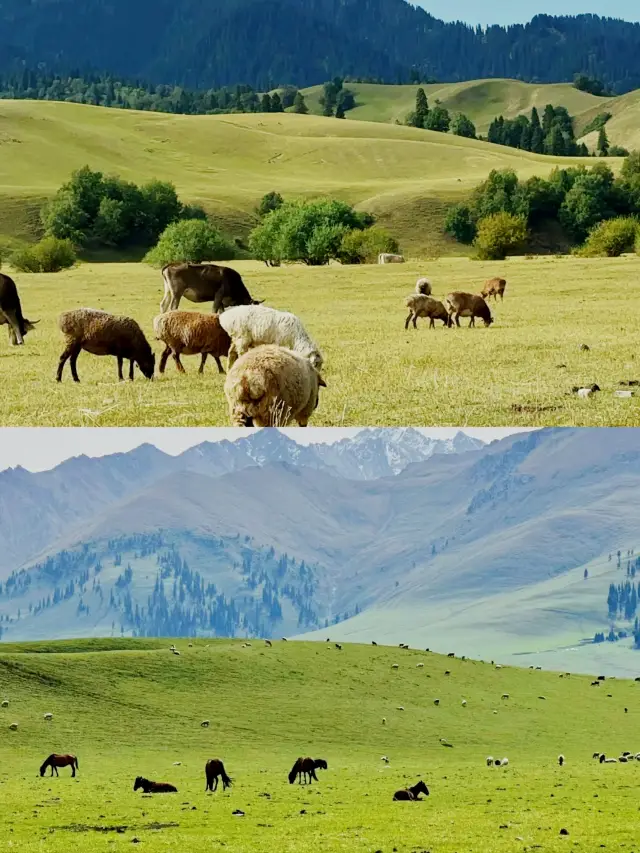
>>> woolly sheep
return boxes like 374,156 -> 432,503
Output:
501,693 -> 510,699
224,345 -> 326,427
9,723 -> 18,731
445,292 -> 494,328
433,699 -> 440,706
404,294 -> 450,330
501,757 -> 509,766
201,720 -> 210,728
1,700 -> 8,708
56,308 -> 155,382
461,699 -> 467,706
153,311 -> 231,375
604,757 -> 618,763
486,756 -> 494,766
416,663 -> 424,668
43,713 -> 53,721
219,305 -> 323,370
415,278 -> 432,296
172,649 -> 181,656
397,706 -> 405,711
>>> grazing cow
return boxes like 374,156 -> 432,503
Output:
160,263 -> 263,313
481,277 -> 507,302
378,253 -> 405,264
393,780 -> 429,801
0,273 -> 39,345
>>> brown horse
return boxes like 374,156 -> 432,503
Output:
133,776 -> 177,793
288,757 -> 328,784
40,754 -> 78,777
393,780 -> 430,801
205,759 -> 232,792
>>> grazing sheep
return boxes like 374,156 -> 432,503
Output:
444,670 -> 451,676
56,309 -> 155,382
416,663 -> 424,668
604,758 -> 618,763
619,756 -> 629,763
486,756 -> 494,766
494,759 -> 502,766
415,277 -> 432,296
201,720 -> 210,728
372,641 -> 378,646
501,694 -> 510,700
335,643 -> 342,650
461,700 -> 467,707
219,305 -> 323,370
1,700 -> 8,708
382,717 -> 386,725
265,640 -> 272,647
153,311 -> 231,375
397,706 -> 405,711
9,723 -> 18,731
378,253 -> 405,264
445,292 -> 494,328
43,713 -> 53,722
500,757 -> 509,766
447,653 -> 455,658
635,753 -> 640,760
591,681 -> 600,686
224,345 -> 326,427
392,664 -> 400,670
495,665 -> 502,670
172,650 -> 181,656
188,643 -> 193,648
381,755 -> 390,763
558,755 -> 564,766
481,277 -> 507,302
404,295 -> 450,330
592,752 -> 601,759
535,666 -> 542,671
433,699 -> 440,706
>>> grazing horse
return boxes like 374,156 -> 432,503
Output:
288,757 -> 328,784
393,780 -> 430,801
205,759 -> 232,792
39,754 -> 78,777
133,776 -> 177,793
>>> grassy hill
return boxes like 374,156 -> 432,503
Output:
0,98 -> 603,257
301,79 -> 640,153
1,639 -> 640,852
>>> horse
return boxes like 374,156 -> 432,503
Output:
39,754 -> 78,777
133,776 -> 177,793
288,757 -> 328,784
205,759 -> 232,792
393,780 -> 430,801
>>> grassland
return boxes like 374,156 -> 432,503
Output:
1,639 -> 639,853
3,256 -> 640,427
0,99 -> 604,257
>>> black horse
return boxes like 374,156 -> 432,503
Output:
288,757 -> 328,784
133,776 -> 177,793
393,780 -> 430,801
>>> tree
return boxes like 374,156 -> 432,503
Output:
144,219 -> 235,266
474,212 -> 528,260
578,217 -> 640,257
270,92 -> 283,113
335,104 -> 345,119
337,226 -> 399,263
292,92 -> 308,114
415,87 -> 429,127
444,203 -> 477,243
530,107 -> 544,153
598,126 -> 610,157
261,93 -> 272,112
424,104 -> 450,133
451,113 -> 476,139
10,237 -> 76,273
322,102 -> 334,117
256,191 -> 284,217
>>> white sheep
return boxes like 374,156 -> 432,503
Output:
219,305 -> 323,370
416,663 -> 424,668
433,698 -> 440,706
382,717 -> 387,725
486,756 -> 494,766
1,700 -> 8,708
392,664 -> 399,669
201,720 -> 210,728
172,649 -> 181,656
381,755 -> 390,763
500,757 -> 509,766
224,345 -> 326,427
415,277 -> 432,296
558,754 -> 564,766
43,713 -> 53,721
461,699 -> 467,706
501,693 -> 510,700
397,706 -> 405,711
604,757 -> 618,763
9,722 -> 18,731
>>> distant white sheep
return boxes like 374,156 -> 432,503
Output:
416,663 -> 424,668
433,698 -> 440,706
381,756 -> 390,763
9,722 -> 18,731
1,700 -> 8,708
219,305 -> 323,370
501,693 -> 510,700
500,757 -> 509,766
382,717 -> 387,725
397,706 -> 405,711
461,699 -> 467,707
486,756 -> 494,766
604,757 -> 618,763
415,278 -> 432,296
172,649 -> 181,656
496,665 -> 502,670
43,713 -> 53,721
392,664 -> 399,669
201,720 -> 210,728
558,754 -> 564,766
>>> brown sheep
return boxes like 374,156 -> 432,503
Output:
224,344 -> 326,427
153,311 -> 231,375
56,308 -> 155,382
481,277 -> 507,302
404,294 -> 450,330
445,292 -> 494,328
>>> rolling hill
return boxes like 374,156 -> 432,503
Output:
0,99 -> 606,255
1,427 -> 639,676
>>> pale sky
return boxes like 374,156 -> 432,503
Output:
0,428 -> 530,473
416,1 -> 640,26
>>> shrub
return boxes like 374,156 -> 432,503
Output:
609,145 -> 630,157
443,204 -> 477,244
579,217 -> 639,257
474,212 -> 528,260
451,113 -> 476,139
144,219 -> 235,266
11,237 -> 77,273
337,226 -> 399,264
256,191 -> 284,218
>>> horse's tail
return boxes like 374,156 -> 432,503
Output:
288,761 -> 299,784
220,763 -> 232,789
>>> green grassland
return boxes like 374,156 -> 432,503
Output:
0,99 -> 606,257
1,639 -> 639,853
2,256 -> 640,427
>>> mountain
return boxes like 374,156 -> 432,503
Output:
1,427 -> 639,675
1,1 -> 640,93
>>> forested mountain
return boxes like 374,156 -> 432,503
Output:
0,1 -> 639,93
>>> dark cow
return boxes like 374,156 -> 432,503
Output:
0,273 -> 39,345
160,263 -> 263,313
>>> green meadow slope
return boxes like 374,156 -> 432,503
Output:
1,639 -> 640,853
0,99 -> 599,256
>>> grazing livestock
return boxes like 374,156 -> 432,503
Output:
43,713 -> 53,721
500,758 -> 509,766
415,278 -> 432,296
416,663 -> 424,668
1,700 -> 8,708
378,253 -> 405,264
397,706 -> 405,711
9,722 -> 18,731
619,756 -> 629,763
56,309 -> 155,382
265,640 -> 272,647
153,311 -> 231,375
558,755 -> 564,766
592,752 -> 601,759
335,643 -> 343,650
288,758 -> 327,784
392,664 -> 399,670
501,694 -> 510,700
604,758 -> 618,764
224,345 -> 326,427
172,649 -> 181,656
371,641 -> 378,646
591,681 -> 600,687
381,755 -> 390,763
433,699 -> 440,706
461,699 -> 467,706
481,277 -> 507,302
160,263 -> 263,314
382,717 -> 386,725
486,756 -> 494,766
134,776 -> 177,793
219,304 -> 323,370
404,295 -> 450,330
445,292 -> 494,328
201,720 -> 210,728
447,653 -> 455,658
0,273 -> 39,345
40,754 -> 78,777
393,780 -> 429,801
204,759 -> 232,791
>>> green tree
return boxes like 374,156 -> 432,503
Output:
292,92 -> 308,114
451,113 -> 476,139
144,219 -> 235,266
443,203 -> 477,243
256,191 -> 284,217
10,237 -> 76,273
579,216 -> 640,257
474,211 -> 528,260
415,87 -> 429,127
270,92 -> 284,113
337,226 -> 399,263
559,164 -> 615,241
546,125 -> 566,156
424,104 -> 450,133
322,102 -> 334,117
530,107 -> 544,153
598,126 -> 610,157
261,93 -> 272,112
335,104 -> 346,119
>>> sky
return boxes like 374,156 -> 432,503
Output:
0,427 -> 531,473
416,1 -> 640,26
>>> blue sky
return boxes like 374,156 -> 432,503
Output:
416,1 -> 640,26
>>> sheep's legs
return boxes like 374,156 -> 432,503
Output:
469,317 -> 475,328
199,353 -> 208,374
454,314 -> 461,327
172,352 -> 186,373
404,311 -> 413,330
57,343 -> 82,382
213,356 -> 225,375
159,346 -> 172,373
